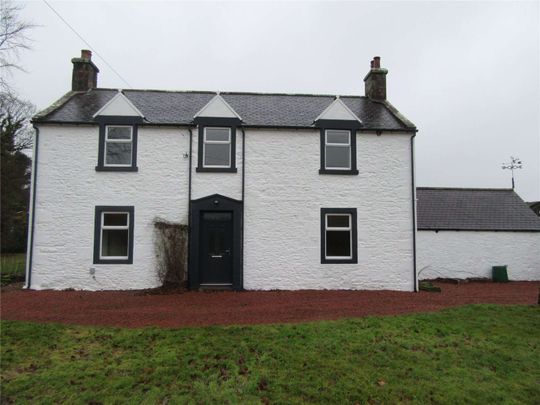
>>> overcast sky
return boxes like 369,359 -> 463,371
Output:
11,0 -> 540,201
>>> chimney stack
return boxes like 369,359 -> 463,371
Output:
364,56 -> 388,101
71,49 -> 99,91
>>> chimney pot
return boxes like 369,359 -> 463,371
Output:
370,60 -> 374,68
373,56 -> 381,69
81,49 -> 92,60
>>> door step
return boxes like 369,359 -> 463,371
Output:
199,283 -> 233,291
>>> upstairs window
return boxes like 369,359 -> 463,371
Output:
321,208 -> 358,263
93,206 -> 134,264
105,126 -> 133,167
318,125 -> 359,175
195,121 -> 238,173
203,127 -> 231,168
324,130 -> 351,170
95,119 -> 139,172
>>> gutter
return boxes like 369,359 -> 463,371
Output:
25,125 -> 40,289
32,120 -> 417,133
410,133 -> 418,292
187,127 -> 193,287
241,127 -> 246,290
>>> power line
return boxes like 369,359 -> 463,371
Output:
42,0 -> 133,89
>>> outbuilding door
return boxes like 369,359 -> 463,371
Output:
189,194 -> 243,290
199,211 -> 233,285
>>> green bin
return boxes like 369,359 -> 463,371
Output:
492,266 -> 509,282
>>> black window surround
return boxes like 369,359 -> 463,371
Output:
95,116 -> 143,172
93,205 -> 135,264
320,207 -> 358,264
194,117 -> 241,173
316,119 -> 361,175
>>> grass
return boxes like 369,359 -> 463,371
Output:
1,305 -> 539,404
0,253 -> 25,286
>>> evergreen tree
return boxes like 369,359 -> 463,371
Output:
1,92 -> 33,253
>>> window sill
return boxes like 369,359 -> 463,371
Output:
319,169 -> 359,175
196,167 -> 238,173
95,166 -> 139,172
94,259 -> 133,265
321,258 -> 358,264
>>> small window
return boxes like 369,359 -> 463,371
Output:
105,126 -> 133,166
321,208 -> 357,263
196,122 -> 238,173
318,126 -> 358,175
95,121 -> 138,172
94,206 -> 134,264
325,130 -> 351,170
203,127 -> 231,168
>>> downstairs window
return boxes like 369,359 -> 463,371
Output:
93,206 -> 134,264
321,208 -> 358,264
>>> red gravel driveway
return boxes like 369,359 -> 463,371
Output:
1,282 -> 538,328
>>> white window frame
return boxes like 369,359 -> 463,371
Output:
325,213 -> 353,260
104,125 -> 133,167
100,211 -> 130,260
324,129 -> 351,170
202,127 -> 232,168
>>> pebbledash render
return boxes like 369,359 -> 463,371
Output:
26,51 -> 418,291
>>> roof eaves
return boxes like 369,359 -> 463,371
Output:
32,91 -> 81,123
416,187 -> 514,192
418,227 -> 540,232
378,99 -> 416,130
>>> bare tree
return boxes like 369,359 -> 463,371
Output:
0,0 -> 35,93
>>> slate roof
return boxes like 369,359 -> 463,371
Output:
416,188 -> 540,232
34,88 -> 415,130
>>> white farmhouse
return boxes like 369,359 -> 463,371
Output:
27,51 -> 419,291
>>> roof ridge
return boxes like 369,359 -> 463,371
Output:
96,87 -> 365,98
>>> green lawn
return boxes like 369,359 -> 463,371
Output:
0,253 -> 25,286
1,305 -> 539,404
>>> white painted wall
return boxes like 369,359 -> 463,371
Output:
30,125 -> 190,290
417,231 -> 540,280
243,129 -> 415,291
29,125 -> 415,291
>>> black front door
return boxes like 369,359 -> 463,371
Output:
199,211 -> 234,285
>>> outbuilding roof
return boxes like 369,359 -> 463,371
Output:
33,88 -> 415,131
416,187 -> 540,232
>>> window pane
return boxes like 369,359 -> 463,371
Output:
107,126 -> 131,140
204,143 -> 230,167
205,128 -> 230,142
326,230 -> 351,257
106,142 -> 132,165
103,213 -> 128,226
326,145 -> 350,168
202,212 -> 232,222
102,229 -> 128,257
326,130 -> 349,144
327,214 -> 350,228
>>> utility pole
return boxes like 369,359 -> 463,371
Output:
501,156 -> 523,189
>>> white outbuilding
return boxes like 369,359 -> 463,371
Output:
416,187 -> 540,281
